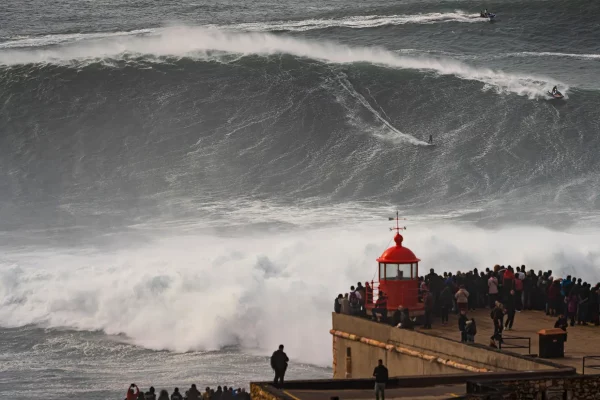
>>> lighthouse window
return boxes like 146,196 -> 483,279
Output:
385,263 -> 399,280
398,264 -> 412,280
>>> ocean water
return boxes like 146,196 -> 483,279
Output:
1,0 -> 600,398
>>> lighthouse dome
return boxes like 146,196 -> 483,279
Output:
376,233 -> 420,263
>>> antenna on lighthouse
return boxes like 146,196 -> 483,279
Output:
388,211 -> 407,233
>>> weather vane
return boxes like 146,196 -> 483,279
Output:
388,211 -> 407,233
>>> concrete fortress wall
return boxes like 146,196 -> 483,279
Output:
331,313 -> 559,379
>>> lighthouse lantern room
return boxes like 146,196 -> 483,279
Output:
366,213 -> 424,317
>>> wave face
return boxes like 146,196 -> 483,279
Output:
1,26 -> 599,232
1,0 -> 600,397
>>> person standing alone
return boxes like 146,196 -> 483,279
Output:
271,345 -> 289,388
373,359 -> 389,400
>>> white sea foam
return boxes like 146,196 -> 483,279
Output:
1,211 -> 599,366
218,11 -> 485,32
0,26 -> 566,99
509,51 -> 600,60
0,11 -> 483,50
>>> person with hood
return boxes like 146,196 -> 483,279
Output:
171,388 -> 183,400
158,390 -> 170,400
271,344 -> 289,388
187,384 -> 201,400
127,384 -> 140,400
440,284 -> 453,326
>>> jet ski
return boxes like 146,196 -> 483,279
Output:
548,90 -> 564,99
480,12 -> 496,20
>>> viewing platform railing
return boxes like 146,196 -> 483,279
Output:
582,356 -> 600,375
498,335 -> 531,355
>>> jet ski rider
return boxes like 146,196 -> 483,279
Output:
552,86 -> 558,95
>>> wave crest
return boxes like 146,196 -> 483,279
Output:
0,26 -> 566,99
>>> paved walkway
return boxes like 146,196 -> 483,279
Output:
416,308 -> 600,373
285,384 -> 463,400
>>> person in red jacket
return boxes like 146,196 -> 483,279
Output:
127,384 -> 140,400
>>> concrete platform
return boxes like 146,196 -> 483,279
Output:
417,308 -> 600,373
284,384 -> 463,399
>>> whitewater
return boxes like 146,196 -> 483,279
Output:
0,26 -> 566,99
2,0 -> 600,398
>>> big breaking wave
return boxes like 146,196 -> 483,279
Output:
2,210 -> 600,366
0,26 -> 567,100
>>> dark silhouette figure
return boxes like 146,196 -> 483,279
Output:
187,384 -> 201,400
170,388 -> 183,400
271,344 -> 289,388
373,359 -> 389,400
428,134 -> 433,144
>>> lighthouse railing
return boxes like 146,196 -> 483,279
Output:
365,281 -> 422,310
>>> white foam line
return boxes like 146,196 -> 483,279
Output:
0,11 -> 484,50
0,29 -> 153,49
0,27 -> 566,99
219,11 -> 485,32
509,51 -> 600,60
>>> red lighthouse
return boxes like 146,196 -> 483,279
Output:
366,213 -> 424,318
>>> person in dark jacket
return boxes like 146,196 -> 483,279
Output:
399,308 -> 414,330
334,294 -> 342,313
504,290 -> 516,330
171,388 -> 183,400
466,318 -> 477,343
145,387 -> 157,400
440,285 -> 453,325
458,311 -> 468,342
158,390 -> 170,400
271,344 -> 289,388
373,359 -> 389,400
187,385 -> 201,400
489,302 -> 504,347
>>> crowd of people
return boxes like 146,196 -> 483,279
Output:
124,384 -> 251,400
336,265 -> 600,346
123,345 -> 288,400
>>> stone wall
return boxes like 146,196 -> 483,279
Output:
332,313 -> 560,379
499,375 -> 600,400
464,375 -> 600,400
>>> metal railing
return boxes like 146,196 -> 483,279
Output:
498,335 -> 531,354
582,356 -> 600,375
